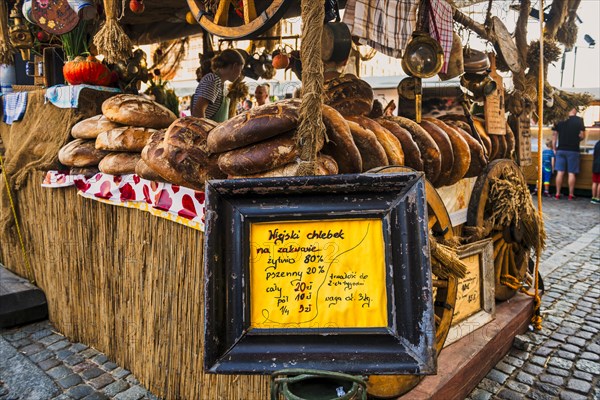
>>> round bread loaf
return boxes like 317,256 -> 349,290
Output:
324,75 -> 374,116
207,99 -> 301,153
347,116 -> 404,166
96,126 -> 157,152
142,131 -> 195,188
99,152 -> 141,175
386,116 -> 441,184
424,118 -> 471,186
346,120 -> 388,171
321,105 -> 362,173
102,94 -> 177,129
58,139 -> 109,167
71,115 -> 122,139
420,120 -> 454,187
489,134 -> 507,161
69,166 -> 100,178
135,158 -> 164,182
376,118 -> 423,171
227,154 -> 338,178
504,122 -> 515,159
448,124 -> 487,178
218,131 -> 311,176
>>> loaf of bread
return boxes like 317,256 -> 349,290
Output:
321,105 -> 362,173
71,115 -> 122,139
346,120 -> 388,171
58,139 -> 109,167
142,131 -> 193,187
324,75 -> 374,116
347,116 -> 404,166
386,116 -> 441,184
376,118 -> 423,171
218,131 -> 312,176
102,94 -> 177,129
207,99 -> 300,153
448,124 -> 487,178
227,154 -> 338,178
472,118 -> 493,157
163,117 -> 218,166
424,118 -> 471,186
96,126 -> 157,152
135,159 -> 164,182
420,120 -> 454,187
489,134 -> 507,161
69,166 -> 100,178
99,152 -> 141,175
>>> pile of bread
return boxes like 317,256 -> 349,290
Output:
318,75 -> 515,187
58,76 -> 514,191
58,94 -> 177,178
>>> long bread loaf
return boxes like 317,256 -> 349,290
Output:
346,120 -> 388,171
321,105 -> 362,173
376,118 -> 423,171
424,118 -> 471,186
420,120 -> 454,187
347,116 -> 404,166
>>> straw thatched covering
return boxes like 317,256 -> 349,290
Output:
0,172 -> 270,399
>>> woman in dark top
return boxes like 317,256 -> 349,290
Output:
191,49 -> 245,121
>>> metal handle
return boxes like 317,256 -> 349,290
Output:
271,369 -> 367,400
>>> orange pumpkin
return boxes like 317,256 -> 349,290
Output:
272,53 -> 290,69
63,56 -> 112,86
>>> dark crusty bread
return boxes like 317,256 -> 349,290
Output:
71,115 -> 121,139
102,94 -> 177,129
58,139 -> 109,167
135,158 -> 164,182
376,118 -> 423,171
386,116 -> 441,184
348,115 -> 404,166
98,152 -> 141,175
96,126 -> 157,152
218,130 -> 314,176
504,122 -> 515,159
321,104 -> 362,173
346,120 -> 388,171
324,75 -> 374,117
420,120 -> 455,187
227,154 -> 338,178
424,118 -> 471,186
207,99 -> 301,153
448,124 -> 487,178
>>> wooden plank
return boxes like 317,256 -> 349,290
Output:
400,293 -> 533,400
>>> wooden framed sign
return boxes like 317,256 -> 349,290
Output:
444,239 -> 495,347
203,173 -> 436,374
484,54 -> 507,135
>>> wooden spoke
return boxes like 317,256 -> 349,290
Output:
187,0 -> 291,40
432,279 -> 448,288
243,0 -> 257,25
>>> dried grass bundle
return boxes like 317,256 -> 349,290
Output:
527,40 -> 561,67
556,20 -> 578,50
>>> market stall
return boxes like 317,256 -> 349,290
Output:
1,0 -> 589,399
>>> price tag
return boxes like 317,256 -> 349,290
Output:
485,53 -> 506,135
249,218 -> 388,330
452,254 -> 482,324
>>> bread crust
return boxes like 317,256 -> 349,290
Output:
346,120 -> 388,171
376,118 -> 423,171
99,152 -> 141,175
102,94 -> 177,129
58,139 -> 109,167
71,115 -> 121,139
321,105 -> 362,173
96,126 -> 157,152
347,116 -> 404,166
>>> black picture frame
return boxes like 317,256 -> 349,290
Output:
203,172 -> 436,374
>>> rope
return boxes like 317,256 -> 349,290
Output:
0,153 -> 35,284
295,0 -> 326,176
93,0 -> 133,64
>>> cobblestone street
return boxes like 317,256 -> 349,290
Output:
1,196 -> 599,400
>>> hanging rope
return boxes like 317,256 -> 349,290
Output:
93,0 -> 133,64
296,0 -> 326,176
0,0 -> 14,65
0,153 -> 34,284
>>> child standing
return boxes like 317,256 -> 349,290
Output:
592,140 -> 600,204
542,138 -> 555,197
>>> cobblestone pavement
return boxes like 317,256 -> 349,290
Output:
467,196 -> 600,400
0,196 -> 598,400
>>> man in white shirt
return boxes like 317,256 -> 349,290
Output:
254,84 -> 270,106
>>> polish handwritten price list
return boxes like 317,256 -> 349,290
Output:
452,254 -> 482,324
249,218 -> 388,329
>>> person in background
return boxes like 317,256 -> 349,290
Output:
591,140 -> 600,204
243,99 -> 253,111
254,84 -> 270,106
552,108 -> 585,200
191,49 -> 244,121
541,138 -> 555,197
384,100 -> 396,116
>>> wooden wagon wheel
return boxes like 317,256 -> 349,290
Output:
366,166 -> 458,398
466,159 -> 530,301
187,0 -> 292,39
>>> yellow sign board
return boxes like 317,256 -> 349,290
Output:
452,254 -> 482,324
249,218 -> 388,330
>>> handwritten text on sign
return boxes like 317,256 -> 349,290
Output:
249,219 -> 388,329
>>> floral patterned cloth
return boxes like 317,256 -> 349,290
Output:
42,171 -> 206,231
